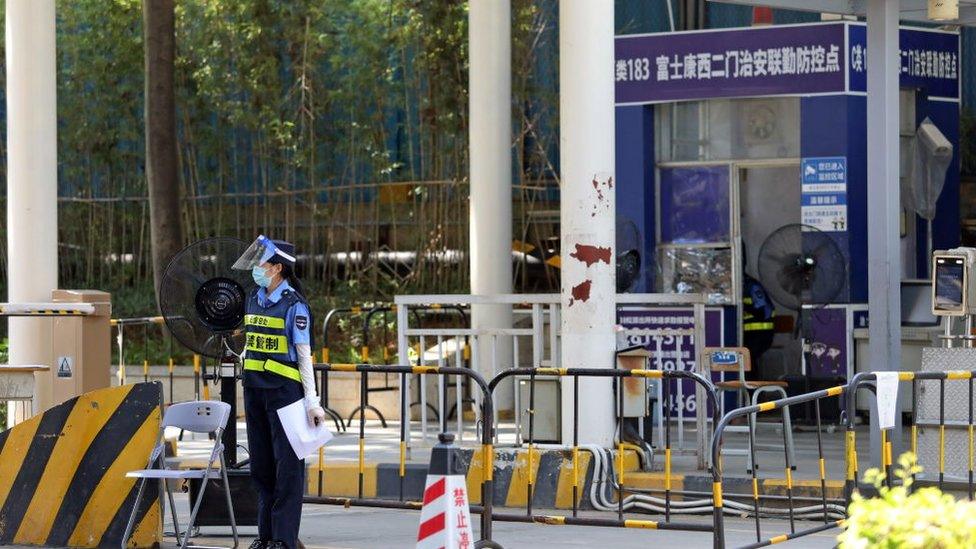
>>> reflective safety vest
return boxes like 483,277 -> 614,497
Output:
243,288 -> 305,386
743,277 -> 775,333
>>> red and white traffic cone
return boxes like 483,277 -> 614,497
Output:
417,433 -> 475,549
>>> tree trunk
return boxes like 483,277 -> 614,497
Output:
144,0 -> 183,296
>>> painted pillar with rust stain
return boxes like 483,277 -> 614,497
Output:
559,1 -> 616,447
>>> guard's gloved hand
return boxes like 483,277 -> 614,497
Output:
307,405 -> 327,427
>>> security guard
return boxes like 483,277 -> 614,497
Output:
742,271 -> 775,380
233,236 -> 326,549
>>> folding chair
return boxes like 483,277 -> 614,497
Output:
705,347 -> 795,473
121,400 -> 238,549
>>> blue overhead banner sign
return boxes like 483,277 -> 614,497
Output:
615,23 -> 959,104
847,25 -> 959,100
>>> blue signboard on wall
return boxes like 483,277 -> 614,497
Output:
802,156 -> 848,232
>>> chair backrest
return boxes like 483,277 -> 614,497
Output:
163,400 -> 231,434
703,347 -> 752,374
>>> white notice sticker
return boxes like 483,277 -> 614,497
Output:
874,371 -> 899,430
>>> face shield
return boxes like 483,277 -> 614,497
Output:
232,235 -> 293,270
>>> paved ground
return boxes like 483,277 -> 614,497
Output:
163,493 -> 840,548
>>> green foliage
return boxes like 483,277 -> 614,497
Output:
839,453 -> 976,548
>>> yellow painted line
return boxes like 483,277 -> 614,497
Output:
770,534 -> 788,544
912,425 -> 918,456
940,425 -> 946,473
884,441 -> 893,469
67,409 -> 160,547
948,371 -> 973,380
0,412 -> 43,510
899,372 -> 915,381
484,444 -> 494,482
846,431 -> 858,481
632,369 -> 663,379
785,468 -> 793,490
399,441 -> 407,478
758,401 -> 776,412
506,447 -> 541,507
318,447 -> 325,474
351,306 -> 362,315
617,442 -> 624,484
970,425 -> 974,473
752,478 -> 759,500
16,386 -> 135,544
713,482 -> 723,508
130,496 -> 161,547
537,515 -> 565,525
466,445 -> 485,503
527,444 -> 536,490
665,448 -> 672,491
826,386 -> 844,397
361,346 -> 370,362
535,368 -> 567,376
624,519 -> 658,529
193,354 -> 201,374
143,360 -> 149,377
330,363 -> 358,372
358,438 -> 366,475
412,366 -> 440,375
819,458 -> 826,481
305,460 -> 378,498
556,449 -> 590,508
321,347 -> 330,363
168,358 -> 174,373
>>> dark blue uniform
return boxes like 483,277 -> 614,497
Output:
743,274 -> 775,380
243,280 -> 312,549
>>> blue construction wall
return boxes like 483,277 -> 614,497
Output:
615,105 -> 656,292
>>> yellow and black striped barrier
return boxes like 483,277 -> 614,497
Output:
0,382 -> 162,547
712,382 -> 847,549
308,363 -> 498,545
488,366 -> 719,531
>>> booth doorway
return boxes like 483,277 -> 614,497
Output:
738,164 -> 801,282
737,162 -> 802,378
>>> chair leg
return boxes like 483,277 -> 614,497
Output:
220,455 -> 239,549
782,404 -> 797,470
181,475 -> 210,549
164,479 -> 181,541
120,477 -> 148,549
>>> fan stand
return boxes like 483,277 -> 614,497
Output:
201,334 -> 245,468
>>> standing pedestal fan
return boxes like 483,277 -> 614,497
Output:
158,237 -> 250,467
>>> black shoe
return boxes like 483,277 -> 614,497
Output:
247,540 -> 268,549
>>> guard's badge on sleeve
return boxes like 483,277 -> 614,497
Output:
296,315 -> 308,330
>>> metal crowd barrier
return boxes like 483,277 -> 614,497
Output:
844,370 -> 976,498
306,363 -> 497,545
111,315 -> 202,405
487,367 -> 717,534
710,383 -> 848,549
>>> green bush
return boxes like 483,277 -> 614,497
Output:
839,453 -> 976,548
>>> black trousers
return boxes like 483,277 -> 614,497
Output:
244,383 -> 306,548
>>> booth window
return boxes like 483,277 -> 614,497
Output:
656,97 -> 800,162
657,166 -> 733,304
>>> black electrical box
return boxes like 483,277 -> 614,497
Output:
187,469 -> 259,527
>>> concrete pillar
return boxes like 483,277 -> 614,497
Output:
468,0 -> 515,409
559,1 -> 616,447
6,0 -> 59,422
866,0 -> 902,462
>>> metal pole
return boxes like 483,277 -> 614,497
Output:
559,0 -> 616,447
866,0 -> 903,466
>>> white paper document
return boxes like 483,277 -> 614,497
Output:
277,399 -> 334,460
